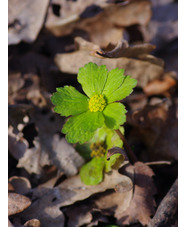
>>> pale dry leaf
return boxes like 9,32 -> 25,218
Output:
24,219 -> 41,227
9,176 -> 31,195
8,193 -> 31,216
52,135 -> 85,176
8,0 -> 49,45
46,0 -> 151,46
17,137 -> 43,175
116,162 -> 156,226
55,50 -> 164,88
21,163 -> 132,226
32,162 -> 133,208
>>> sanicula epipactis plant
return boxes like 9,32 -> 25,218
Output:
51,62 -> 137,185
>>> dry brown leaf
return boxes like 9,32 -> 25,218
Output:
24,219 -> 41,227
55,50 -> 164,88
8,193 -> 31,216
97,40 -> 156,58
116,162 -> 156,226
65,204 -> 93,227
143,71 -> 177,96
20,193 -> 65,227
31,161 -> 132,206
46,0 -> 151,46
8,0 -> 49,45
9,176 -> 31,195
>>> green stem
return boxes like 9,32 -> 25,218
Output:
115,129 -> 137,164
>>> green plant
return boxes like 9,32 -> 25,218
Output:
51,62 -> 137,185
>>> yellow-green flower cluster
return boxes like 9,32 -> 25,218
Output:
90,141 -> 107,158
88,94 -> 106,112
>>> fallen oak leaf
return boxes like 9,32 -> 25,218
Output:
116,161 -> 156,226
19,193 -> 65,227
8,193 -> 31,216
55,50 -> 164,88
31,162 -> 133,208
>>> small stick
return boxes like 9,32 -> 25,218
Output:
115,129 -> 137,164
144,161 -> 171,166
148,178 -> 178,227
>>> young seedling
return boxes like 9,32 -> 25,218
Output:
51,62 -> 137,185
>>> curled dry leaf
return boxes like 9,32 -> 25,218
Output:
8,176 -> 31,195
143,71 -> 177,96
8,0 -> 49,45
24,219 -> 41,227
8,193 -> 31,216
116,162 -> 156,226
97,40 -> 156,58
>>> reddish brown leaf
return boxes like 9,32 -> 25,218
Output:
144,72 -> 177,96
116,162 -> 156,226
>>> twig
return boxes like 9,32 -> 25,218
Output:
148,178 -> 178,227
115,129 -> 137,164
144,161 -> 171,166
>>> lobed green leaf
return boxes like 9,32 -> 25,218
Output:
103,103 -> 127,129
51,86 -> 89,117
77,62 -> 108,98
80,157 -> 105,185
106,75 -> 137,103
62,111 -> 104,144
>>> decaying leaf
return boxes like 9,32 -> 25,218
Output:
8,176 -> 31,195
46,0 -> 151,46
20,193 -> 65,227
55,38 -> 164,88
8,193 -> 31,216
116,162 -> 156,226
8,0 -> 49,45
